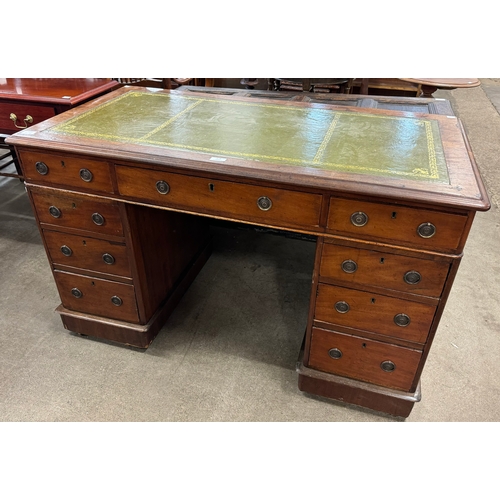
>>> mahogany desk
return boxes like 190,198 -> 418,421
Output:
6,87 -> 490,417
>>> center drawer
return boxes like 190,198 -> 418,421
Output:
114,165 -> 323,231
315,283 -> 436,344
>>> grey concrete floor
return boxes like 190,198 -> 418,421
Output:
1,82 -> 499,422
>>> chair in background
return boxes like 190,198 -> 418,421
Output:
113,78 -> 208,89
0,137 -> 22,179
268,78 -> 353,94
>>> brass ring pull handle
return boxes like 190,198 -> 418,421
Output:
79,169 -> 93,182
380,360 -> 396,372
49,206 -> 61,218
71,288 -> 83,299
417,222 -> 436,238
335,301 -> 350,313
102,253 -> 115,265
10,113 -> 33,129
350,211 -> 368,227
35,162 -> 49,175
257,196 -> 272,211
156,180 -> 170,195
341,259 -> 358,273
92,213 -> 105,226
111,296 -> 123,306
60,245 -> 73,257
328,348 -> 343,359
404,270 -> 421,285
394,313 -> 411,327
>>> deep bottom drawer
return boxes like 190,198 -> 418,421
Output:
308,327 -> 422,391
54,271 -> 139,323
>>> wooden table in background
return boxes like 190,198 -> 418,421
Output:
400,78 -> 481,97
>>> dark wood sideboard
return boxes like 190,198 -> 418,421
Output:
0,78 -> 119,177
6,86 -> 490,417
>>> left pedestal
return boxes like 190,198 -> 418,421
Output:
27,183 -> 211,349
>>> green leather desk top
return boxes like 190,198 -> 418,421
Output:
49,91 -> 449,183
7,87 -> 490,211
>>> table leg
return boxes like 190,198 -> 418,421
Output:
420,85 -> 438,98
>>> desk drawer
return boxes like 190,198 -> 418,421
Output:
320,242 -> 450,298
43,229 -> 131,277
327,198 -> 468,252
31,189 -> 123,236
19,150 -> 114,193
308,327 -> 422,391
115,165 -> 322,231
0,102 -> 55,134
54,270 -> 139,323
315,283 -> 436,344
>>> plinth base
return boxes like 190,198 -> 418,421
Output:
297,353 -> 421,418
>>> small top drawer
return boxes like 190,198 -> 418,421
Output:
30,189 -> 124,237
327,197 -> 469,252
115,165 -> 323,232
19,150 -> 114,194
0,102 -> 55,134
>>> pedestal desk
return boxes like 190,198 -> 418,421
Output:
7,87 -> 490,417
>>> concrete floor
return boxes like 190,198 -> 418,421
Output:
1,81 -> 499,422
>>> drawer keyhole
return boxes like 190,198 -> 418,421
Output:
209,183 -> 215,192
